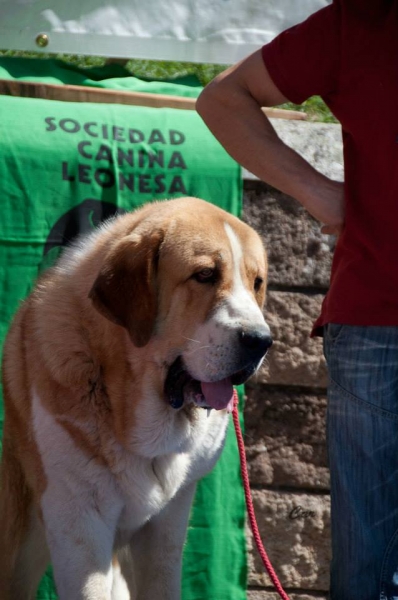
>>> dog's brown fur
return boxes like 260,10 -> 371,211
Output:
0,197 -> 268,599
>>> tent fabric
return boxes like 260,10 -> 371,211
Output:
0,58 -> 247,599
0,0 -> 331,64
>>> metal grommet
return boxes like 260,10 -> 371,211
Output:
35,33 -> 49,48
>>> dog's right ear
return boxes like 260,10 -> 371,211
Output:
89,230 -> 163,347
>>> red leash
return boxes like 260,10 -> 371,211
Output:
232,389 -> 291,600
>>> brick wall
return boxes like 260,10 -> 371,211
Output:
241,119 -> 343,599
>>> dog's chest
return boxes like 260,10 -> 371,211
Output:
33,392 -> 228,539
109,411 -> 229,537
115,452 -> 191,535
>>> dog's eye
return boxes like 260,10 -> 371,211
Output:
193,268 -> 216,284
254,277 -> 263,292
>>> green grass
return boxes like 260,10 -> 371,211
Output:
281,96 -> 337,123
0,50 -> 337,123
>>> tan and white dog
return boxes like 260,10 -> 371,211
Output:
0,197 -> 272,600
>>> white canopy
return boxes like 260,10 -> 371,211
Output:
0,0 -> 330,64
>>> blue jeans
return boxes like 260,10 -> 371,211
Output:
324,325 -> 398,600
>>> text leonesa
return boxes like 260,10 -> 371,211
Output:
45,117 -> 189,195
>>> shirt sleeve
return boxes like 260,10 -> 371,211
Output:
261,4 -> 341,105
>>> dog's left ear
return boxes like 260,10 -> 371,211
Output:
89,230 -> 163,347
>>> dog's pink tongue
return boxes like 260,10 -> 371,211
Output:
201,379 -> 234,411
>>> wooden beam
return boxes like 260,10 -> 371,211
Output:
0,78 -> 307,120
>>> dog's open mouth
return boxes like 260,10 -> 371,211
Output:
164,357 -> 256,412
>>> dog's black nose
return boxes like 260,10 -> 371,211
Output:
238,329 -> 273,356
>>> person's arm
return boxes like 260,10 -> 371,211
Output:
196,50 -> 343,234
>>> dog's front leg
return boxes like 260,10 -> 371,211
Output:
129,482 -> 197,600
41,483 -> 120,600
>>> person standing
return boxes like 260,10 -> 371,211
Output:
196,1 -> 398,598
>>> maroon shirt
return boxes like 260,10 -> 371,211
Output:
262,1 -> 398,333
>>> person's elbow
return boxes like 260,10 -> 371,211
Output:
196,76 -> 226,123
196,71 -> 247,131
195,83 -> 212,121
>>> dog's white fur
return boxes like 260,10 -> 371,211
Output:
0,197 -> 270,600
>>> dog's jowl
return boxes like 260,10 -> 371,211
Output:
0,197 -> 272,600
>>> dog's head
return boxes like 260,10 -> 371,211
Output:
89,197 -> 271,412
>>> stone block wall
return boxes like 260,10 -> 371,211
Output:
241,119 -> 343,599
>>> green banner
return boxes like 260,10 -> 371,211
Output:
0,59 -> 246,600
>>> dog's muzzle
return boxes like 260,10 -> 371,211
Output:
164,330 -> 272,412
